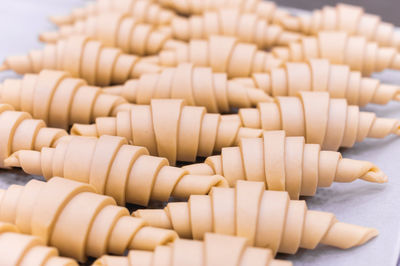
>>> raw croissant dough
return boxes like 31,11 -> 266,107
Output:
0,221 -> 78,265
232,59 -> 400,106
277,3 -> 400,51
166,9 -> 300,49
0,103 -> 67,168
0,35 -> 162,86
50,0 -> 174,27
271,31 -> 400,75
102,63 -> 272,113
41,13 -> 171,56
95,233 -> 292,266
71,99 -> 265,163
156,36 -> 283,78
0,177 -> 178,262
5,135 -> 228,206
0,70 -> 127,129
239,91 -> 400,150
184,130 -> 386,199
133,180 -> 378,254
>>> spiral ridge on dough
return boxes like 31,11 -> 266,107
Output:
157,36 -> 283,78
5,135 -> 228,206
50,0 -> 174,27
71,99 -> 266,164
238,91 -> 400,150
0,70 -> 128,129
0,103 -> 67,168
0,178 -> 178,262
41,13 -> 171,56
95,233 -> 292,266
0,221 -> 78,265
133,181 -> 378,254
185,130 -> 386,199
166,9 -> 301,49
0,35 -> 162,86
271,31 -> 400,75
233,59 -> 400,106
276,3 -> 400,51
102,63 -> 273,113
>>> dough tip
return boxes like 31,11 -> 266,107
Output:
49,14 -> 71,26
3,154 -> 21,168
0,63 -> 9,71
38,31 -> 60,43
360,167 -> 388,183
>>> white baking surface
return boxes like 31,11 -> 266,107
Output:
1,1 -> 400,265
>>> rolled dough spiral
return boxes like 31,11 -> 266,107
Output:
50,0 -> 174,27
71,99 -> 265,163
102,63 -> 272,113
95,233 -> 291,266
0,70 -> 127,129
277,3 -> 400,51
5,135 -> 228,206
0,35 -> 162,86
184,130 -> 386,199
0,103 -> 67,169
0,221 -> 78,265
156,36 -> 283,78
165,9 -> 301,49
238,91 -> 400,150
271,31 -> 400,75
0,177 -> 178,262
41,13 -> 171,56
156,0 -> 285,23
232,59 -> 400,106
133,180 -> 378,254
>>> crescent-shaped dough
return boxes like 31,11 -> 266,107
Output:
5,135 -> 228,206
0,178 -> 178,262
40,13 -> 171,56
239,91 -> 400,150
70,99 -> 266,163
95,233 -> 292,266
234,59 -> 400,106
0,103 -> 67,168
156,36 -> 283,78
0,221 -> 78,265
50,0 -> 174,27
0,36 -> 162,86
133,181 -> 378,255
277,3 -> 400,52
0,70 -> 127,128
271,31 -> 400,75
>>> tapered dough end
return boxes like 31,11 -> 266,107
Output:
70,124 -> 98,137
4,150 -> 43,176
0,63 -> 9,71
49,14 -> 72,26
321,222 -> 378,249
129,227 -> 178,251
335,158 -> 388,183
39,31 -> 60,43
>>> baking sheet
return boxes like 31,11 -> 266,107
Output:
1,1 -> 400,265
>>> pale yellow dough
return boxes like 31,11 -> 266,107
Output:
155,36 -> 283,78
5,135 -> 228,206
70,100 -> 267,164
40,13 -> 171,56
0,103 -> 67,168
0,221 -> 78,265
50,0 -> 174,27
0,36 -> 162,86
133,181 -> 378,255
0,70 -> 127,128
276,3 -> 400,51
238,91 -> 400,150
184,130 -> 386,199
0,178 -> 178,262
102,63 -> 273,112
233,59 -> 400,106
271,31 -> 400,75
165,9 -> 301,49
95,233 -> 292,266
